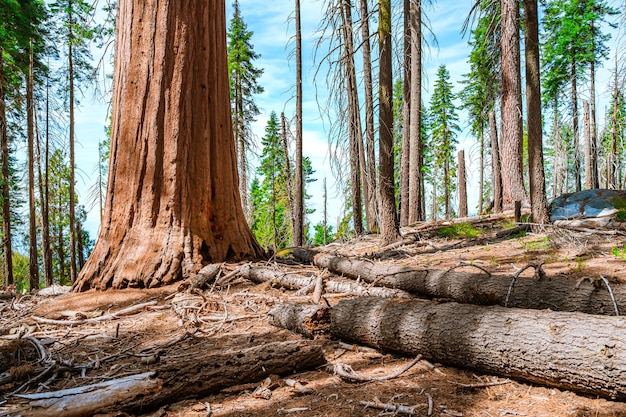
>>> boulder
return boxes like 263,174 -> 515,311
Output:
550,189 -> 626,228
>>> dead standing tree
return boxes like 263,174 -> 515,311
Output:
74,0 -> 263,291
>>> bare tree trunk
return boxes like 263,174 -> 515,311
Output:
457,150 -> 467,218
27,42 -> 39,291
408,0 -> 422,224
584,100 -> 592,189
74,0 -> 264,291
524,0 -> 549,225
608,62 -> 618,189
399,0 -> 410,226
478,130 -> 484,214
323,178 -> 327,244
377,0 -> 400,245
294,0 -> 304,246
281,113 -> 296,238
590,24 -> 599,189
36,100 -> 53,287
571,61 -> 582,192
489,111 -> 502,213
339,0 -> 363,235
358,0 -> 378,231
500,0 -> 527,208
0,50 -> 13,286
68,4 -> 77,283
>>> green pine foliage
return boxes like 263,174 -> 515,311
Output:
227,0 -> 264,130
251,112 -> 292,249
426,65 -> 460,220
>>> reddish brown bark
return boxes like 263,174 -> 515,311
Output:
74,0 -> 263,291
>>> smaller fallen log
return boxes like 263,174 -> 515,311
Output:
1,340 -> 326,416
291,250 -> 626,316
238,264 -> 411,299
7,372 -> 160,417
270,298 -> 626,401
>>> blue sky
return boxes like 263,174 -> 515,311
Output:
74,0 -> 622,238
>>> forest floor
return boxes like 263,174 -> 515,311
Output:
2,216 -> 626,417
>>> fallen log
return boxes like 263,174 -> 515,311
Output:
270,298 -> 626,401
1,340 -> 326,416
291,250 -> 625,316
238,264 -> 411,299
6,372 -> 160,417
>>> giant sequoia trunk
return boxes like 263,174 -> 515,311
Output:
74,0 -> 263,291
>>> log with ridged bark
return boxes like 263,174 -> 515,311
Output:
289,250 -> 625,316
270,298 -> 626,401
3,340 -> 325,416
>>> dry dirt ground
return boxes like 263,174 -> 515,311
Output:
2,220 -> 626,417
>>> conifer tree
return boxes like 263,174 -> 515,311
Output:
427,65 -> 460,220
227,0 -> 264,218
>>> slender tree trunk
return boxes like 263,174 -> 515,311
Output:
584,100 -> 592,189
74,0 -> 263,291
571,61 -> 581,192
400,0 -> 410,226
524,0 -> 549,225
339,0 -> 363,235
68,4 -> 78,283
489,111 -> 502,213
36,97 -> 53,287
408,0 -> 422,224
323,178 -> 327,245
444,159 -> 450,218
431,165 -> 437,221
0,50 -> 13,286
590,23 -> 599,189
378,0 -> 399,245
458,150 -> 467,218
358,0 -> 378,231
551,100 -> 564,197
294,0 -> 304,246
500,0 -> 527,208
609,64 -> 618,189
27,43 -> 40,291
236,79 -> 248,220
478,129 -> 484,214
280,113 -> 296,238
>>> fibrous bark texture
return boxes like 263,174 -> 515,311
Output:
74,0 -> 263,291
293,250 -> 626,316
330,297 -> 626,401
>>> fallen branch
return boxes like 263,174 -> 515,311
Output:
31,300 -> 158,326
238,264 -> 411,299
360,400 -> 423,415
333,354 -> 423,382
290,250 -> 626,315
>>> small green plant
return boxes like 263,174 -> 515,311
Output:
522,237 -> 551,251
437,223 -> 482,239
575,256 -> 587,272
611,245 -> 626,260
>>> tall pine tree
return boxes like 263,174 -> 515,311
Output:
227,0 -> 264,220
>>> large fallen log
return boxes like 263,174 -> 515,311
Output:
290,250 -> 625,315
238,264 -> 411,299
270,298 -> 626,401
2,340 -> 326,416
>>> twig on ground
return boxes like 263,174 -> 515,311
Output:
333,354 -> 423,382
31,301 -> 158,326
